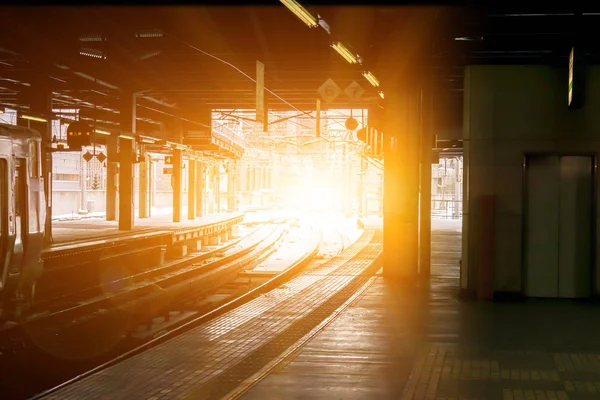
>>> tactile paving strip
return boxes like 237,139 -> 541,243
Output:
42,230 -> 382,400
405,348 -> 600,400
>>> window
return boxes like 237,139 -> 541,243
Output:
0,159 -> 7,272
53,173 -> 78,181
15,159 -> 27,246
29,141 -> 39,178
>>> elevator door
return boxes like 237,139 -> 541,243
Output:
525,155 -> 593,298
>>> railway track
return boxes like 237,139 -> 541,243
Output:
0,218 -> 287,346
0,213 -> 335,400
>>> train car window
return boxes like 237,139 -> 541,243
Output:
15,159 -> 27,248
29,141 -> 39,178
0,159 -> 7,272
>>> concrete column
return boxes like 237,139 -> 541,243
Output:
341,145 -> 348,214
27,72 -> 53,244
106,133 -> 118,221
139,145 -> 150,218
227,161 -> 236,212
196,162 -> 204,217
383,88 -> 420,280
419,84 -> 433,278
248,166 -> 254,192
208,165 -> 215,213
358,156 -> 367,218
149,158 -> 155,216
214,165 -> 221,213
118,91 -> 136,231
172,149 -> 183,223
188,158 -> 196,220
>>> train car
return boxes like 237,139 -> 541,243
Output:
0,122 -> 45,321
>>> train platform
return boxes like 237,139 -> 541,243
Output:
244,220 -> 600,400
50,209 -> 243,244
39,228 -> 383,399
38,219 -> 600,400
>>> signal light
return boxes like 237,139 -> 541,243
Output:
66,121 -> 92,150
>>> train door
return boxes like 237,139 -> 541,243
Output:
0,158 -> 8,290
11,158 -> 28,273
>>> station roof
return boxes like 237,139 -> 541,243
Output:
0,5 -> 597,137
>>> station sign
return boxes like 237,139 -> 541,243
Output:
318,78 -> 342,104
344,80 -> 364,101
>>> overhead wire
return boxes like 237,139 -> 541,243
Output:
156,14 -> 372,152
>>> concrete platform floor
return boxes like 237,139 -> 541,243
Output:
244,219 -> 600,400
50,211 -> 242,243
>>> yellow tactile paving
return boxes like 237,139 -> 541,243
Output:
406,348 -> 600,399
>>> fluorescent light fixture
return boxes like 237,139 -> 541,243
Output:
20,115 -> 47,123
79,48 -> 106,59
454,36 -> 483,41
378,91 -> 384,99
79,33 -> 104,42
140,50 -> 162,60
135,29 -> 164,38
119,134 -> 135,140
331,42 -> 359,64
139,134 -> 157,143
280,0 -> 318,28
362,71 -> 380,87
95,129 -> 111,135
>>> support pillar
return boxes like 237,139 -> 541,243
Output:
341,145 -> 348,215
383,88 -> 420,280
419,83 -> 433,278
118,91 -> 136,231
227,161 -> 236,212
208,165 -> 215,213
106,134 -> 118,221
188,158 -> 196,220
196,162 -> 204,217
150,158 -> 155,216
27,73 -> 53,244
172,149 -> 183,223
248,166 -> 254,192
358,155 -> 366,218
139,145 -> 150,219
214,165 -> 220,213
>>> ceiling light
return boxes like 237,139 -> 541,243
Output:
95,129 -> 111,135
79,33 -> 104,42
135,29 -> 164,38
79,48 -> 106,59
378,91 -> 384,99
454,36 -> 483,41
362,71 -> 380,87
119,134 -> 135,140
140,50 -> 162,60
280,0 -> 318,28
20,115 -> 47,122
331,42 -> 359,64
139,134 -> 157,143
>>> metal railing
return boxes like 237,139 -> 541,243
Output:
431,199 -> 462,219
